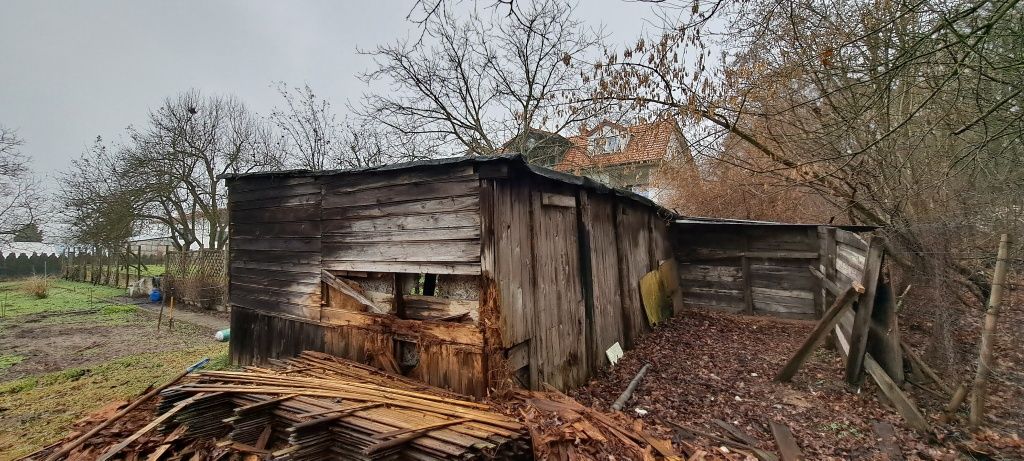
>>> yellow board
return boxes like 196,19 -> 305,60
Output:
640,269 -> 670,326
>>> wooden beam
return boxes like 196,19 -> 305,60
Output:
808,266 -> 842,297
769,421 -> 804,461
871,422 -> 904,461
864,354 -> 929,431
846,237 -> 885,386
321,269 -> 385,314
776,283 -> 864,382
834,320 -> 929,431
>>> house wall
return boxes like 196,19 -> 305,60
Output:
673,224 -> 822,319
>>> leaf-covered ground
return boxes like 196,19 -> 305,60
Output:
572,306 -> 1023,460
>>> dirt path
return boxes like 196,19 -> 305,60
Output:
111,297 -> 229,332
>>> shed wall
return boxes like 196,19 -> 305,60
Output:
673,224 -> 821,319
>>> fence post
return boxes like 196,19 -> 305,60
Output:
969,233 -> 1013,429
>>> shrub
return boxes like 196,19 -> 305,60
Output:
22,276 -> 50,299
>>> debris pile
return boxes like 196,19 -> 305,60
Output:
505,387 -> 681,460
30,351 -> 531,460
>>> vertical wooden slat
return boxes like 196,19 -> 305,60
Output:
576,190 -> 598,374
846,236 -> 885,386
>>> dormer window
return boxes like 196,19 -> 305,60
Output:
588,125 -> 627,155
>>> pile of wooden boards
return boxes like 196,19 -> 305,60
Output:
31,351 -> 530,460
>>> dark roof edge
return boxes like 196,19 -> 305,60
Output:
675,216 -> 878,232
221,154 -> 680,218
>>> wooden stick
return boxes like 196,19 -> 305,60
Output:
939,383 -> 969,424
769,421 -> 804,461
776,283 -> 863,382
970,233 -> 1012,430
668,420 -> 778,461
712,419 -> 762,447
611,363 -> 651,411
44,358 -> 209,461
864,354 -> 929,431
166,296 -> 175,331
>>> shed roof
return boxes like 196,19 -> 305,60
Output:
675,216 -> 877,232
222,153 -> 676,216
221,154 -> 877,232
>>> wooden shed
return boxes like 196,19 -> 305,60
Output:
672,218 -> 875,319
223,155 -> 682,396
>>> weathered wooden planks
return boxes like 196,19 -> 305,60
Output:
673,225 -> 822,319
319,168 -> 482,276
581,193 -> 626,370
530,185 -> 587,390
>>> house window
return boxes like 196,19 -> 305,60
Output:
605,133 -> 621,152
589,126 -> 625,155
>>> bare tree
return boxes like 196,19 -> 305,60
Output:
0,126 -> 42,245
270,83 -> 341,170
359,0 -> 605,155
594,0 -> 1024,300
59,91 -> 286,251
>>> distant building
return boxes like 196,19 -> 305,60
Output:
555,118 -> 691,198
502,118 -> 692,200
128,235 -> 174,257
499,128 -> 574,168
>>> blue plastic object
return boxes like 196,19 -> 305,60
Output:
149,289 -> 162,303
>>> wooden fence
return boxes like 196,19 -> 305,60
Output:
673,223 -> 883,321
164,248 -> 227,310
673,223 -> 826,319
62,246 -> 161,289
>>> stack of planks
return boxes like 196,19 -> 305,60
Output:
62,352 -> 530,460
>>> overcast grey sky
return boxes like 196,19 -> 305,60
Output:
0,1 -> 657,184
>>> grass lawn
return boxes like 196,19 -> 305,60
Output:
0,278 -> 230,460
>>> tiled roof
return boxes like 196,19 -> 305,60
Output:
554,118 -> 682,172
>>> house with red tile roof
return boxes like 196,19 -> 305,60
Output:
554,117 -> 691,198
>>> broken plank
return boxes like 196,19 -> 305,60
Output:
321,270 -> 385,314
712,419 -> 763,448
769,421 -> 803,461
864,354 -> 929,431
776,282 -> 863,382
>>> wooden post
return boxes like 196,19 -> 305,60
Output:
846,236 -> 884,386
167,296 -> 175,331
969,233 -> 1012,429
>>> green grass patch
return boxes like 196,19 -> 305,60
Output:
0,279 -> 124,320
139,264 -> 166,277
0,342 -> 228,459
0,355 -> 23,372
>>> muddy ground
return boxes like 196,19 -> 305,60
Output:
0,308 -> 214,382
